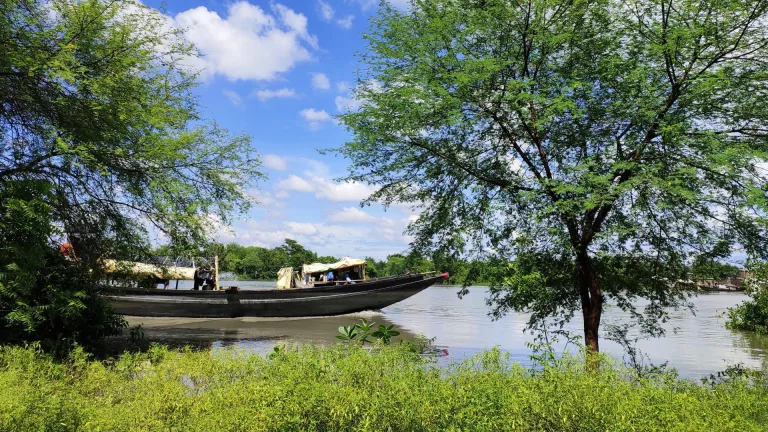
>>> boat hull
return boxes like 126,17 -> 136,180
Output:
104,275 -> 441,318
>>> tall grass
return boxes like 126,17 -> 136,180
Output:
1,343 -> 766,431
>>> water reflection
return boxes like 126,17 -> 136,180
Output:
124,284 -> 768,378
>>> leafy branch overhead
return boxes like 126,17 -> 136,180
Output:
337,0 -> 768,353
0,0 -> 262,354
0,0 -> 263,255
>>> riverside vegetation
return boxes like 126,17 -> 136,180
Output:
1,340 -> 767,432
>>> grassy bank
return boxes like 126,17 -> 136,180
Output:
1,344 -> 767,431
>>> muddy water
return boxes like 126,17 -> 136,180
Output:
126,283 -> 768,378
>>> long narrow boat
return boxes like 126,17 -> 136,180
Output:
104,273 -> 446,318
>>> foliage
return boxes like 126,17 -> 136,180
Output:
1,344 -> 767,431
689,242 -> 741,280
727,261 -> 768,334
0,0 -> 261,354
0,180 -> 125,357
336,0 -> 768,353
336,319 -> 401,344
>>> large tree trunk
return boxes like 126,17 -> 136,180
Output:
576,250 -> 603,363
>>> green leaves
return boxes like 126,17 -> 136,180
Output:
336,319 -> 401,345
727,260 -> 768,334
337,0 -> 768,350
0,1 -> 264,355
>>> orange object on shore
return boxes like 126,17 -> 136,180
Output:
59,242 -> 75,259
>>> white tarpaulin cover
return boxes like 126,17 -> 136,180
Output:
302,257 -> 366,275
101,259 -> 196,280
277,267 -> 294,289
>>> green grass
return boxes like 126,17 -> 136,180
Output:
1,343 -> 766,431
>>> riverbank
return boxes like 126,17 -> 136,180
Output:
1,344 -> 766,431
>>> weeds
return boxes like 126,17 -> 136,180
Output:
0,343 -> 767,431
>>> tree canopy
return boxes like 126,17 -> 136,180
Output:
338,0 -> 768,353
0,0 -> 261,353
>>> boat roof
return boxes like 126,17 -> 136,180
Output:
302,257 -> 366,274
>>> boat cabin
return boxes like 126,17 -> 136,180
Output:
277,257 -> 367,289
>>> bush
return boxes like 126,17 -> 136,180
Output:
0,180 -> 126,357
0,344 -> 766,431
727,261 -> 768,335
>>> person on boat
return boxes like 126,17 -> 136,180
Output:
342,271 -> 355,284
327,270 -> 335,282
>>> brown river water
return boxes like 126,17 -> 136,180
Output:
125,282 -> 768,379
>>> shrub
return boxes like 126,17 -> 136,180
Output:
727,261 -> 768,335
0,344 -> 766,431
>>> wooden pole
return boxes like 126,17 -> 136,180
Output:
214,255 -> 219,291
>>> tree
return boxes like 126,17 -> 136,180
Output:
337,0 -> 768,355
1,0 -> 261,352
280,239 -> 319,270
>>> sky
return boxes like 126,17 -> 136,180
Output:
140,0 -> 414,259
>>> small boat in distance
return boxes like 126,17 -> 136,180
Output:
104,273 -> 447,318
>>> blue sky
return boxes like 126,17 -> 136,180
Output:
139,0 -> 414,259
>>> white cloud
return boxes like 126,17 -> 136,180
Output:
284,221 -> 318,235
350,0 -> 378,10
252,88 -> 298,101
299,108 -> 333,130
248,190 -> 285,208
311,72 -> 331,90
277,171 -> 378,202
263,154 -> 288,171
336,15 -> 354,29
275,190 -> 291,199
223,90 -> 243,106
335,95 -> 361,112
318,0 -> 334,20
173,2 -> 318,81
277,174 -> 315,192
336,81 -> 351,93
329,207 -> 378,223
314,179 -> 378,202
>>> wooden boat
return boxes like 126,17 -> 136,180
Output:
104,273 -> 447,318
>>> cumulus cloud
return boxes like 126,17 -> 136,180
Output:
299,108 -> 333,130
263,154 -> 288,171
275,190 -> 291,199
248,190 -> 286,208
334,95 -> 361,112
311,72 -> 331,90
350,0 -> 378,10
314,179 -> 378,202
336,81 -> 351,93
173,2 -> 318,81
336,15 -> 354,29
284,221 -> 318,235
252,88 -> 298,101
318,0 -> 334,20
277,174 -> 315,192
277,172 -> 378,202
329,207 -> 378,223
222,90 -> 243,106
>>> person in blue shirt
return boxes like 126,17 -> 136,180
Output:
327,270 -> 335,282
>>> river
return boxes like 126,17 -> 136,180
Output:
125,282 -> 768,379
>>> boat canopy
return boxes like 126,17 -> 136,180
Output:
101,259 -> 196,280
302,257 -> 367,275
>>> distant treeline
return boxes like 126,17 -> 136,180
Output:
154,239 -> 742,285
153,239 -> 500,284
